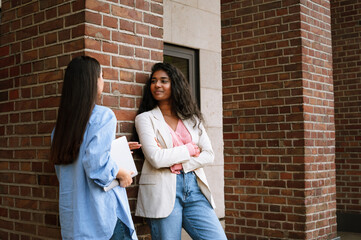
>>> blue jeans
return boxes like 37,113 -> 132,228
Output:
147,171 -> 227,240
110,218 -> 132,240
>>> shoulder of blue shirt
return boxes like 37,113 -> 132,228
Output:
88,105 -> 116,126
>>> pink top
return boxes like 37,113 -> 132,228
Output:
167,120 -> 192,147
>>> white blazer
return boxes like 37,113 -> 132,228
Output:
135,106 -> 216,218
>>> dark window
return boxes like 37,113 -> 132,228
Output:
164,44 -> 200,107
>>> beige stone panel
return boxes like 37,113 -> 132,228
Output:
165,1 -> 221,52
163,0 -> 172,42
204,165 -> 225,218
200,49 -> 222,90
171,0 -> 197,8
205,126 -> 224,166
198,0 -> 221,15
201,88 -> 222,128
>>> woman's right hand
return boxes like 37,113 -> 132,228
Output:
155,137 -> 162,148
128,141 -> 141,152
186,142 -> 200,157
116,168 -> 133,188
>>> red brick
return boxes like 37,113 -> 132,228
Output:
135,48 -> 150,59
101,67 -> 118,80
119,19 -> 135,32
72,0 -> 86,12
45,6 -> 57,20
31,86 -> 44,97
84,11 -> 101,25
0,219 -> 13,231
136,0 -> 150,11
102,95 -> 118,107
119,45 -> 134,56
58,3 -> 71,16
38,175 -> 58,186
135,73 -> 149,83
39,44 -> 62,58
58,29 -> 70,42
113,109 -> 136,121
85,0 -> 110,13
151,50 -> 162,61
136,23 -> 149,35
38,122 -> 54,134
64,39 -> 85,53
143,38 -> 163,49
85,24 -> 110,40
38,201 -> 58,212
112,56 -> 142,71
151,27 -> 163,38
38,97 -> 60,108
39,18 -> 63,34
103,15 -> 118,29
0,56 -> 15,68
37,226 -> 61,238
84,38 -> 101,51
84,51 -> 110,66
112,31 -> 141,45
151,2 -> 163,15
112,5 -> 142,21
111,82 -> 142,96
0,45 -> 10,57
144,13 -> 162,27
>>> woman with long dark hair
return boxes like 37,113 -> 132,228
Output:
50,56 -> 138,240
134,63 -> 227,239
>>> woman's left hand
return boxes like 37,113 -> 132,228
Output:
170,163 -> 183,174
116,168 -> 133,188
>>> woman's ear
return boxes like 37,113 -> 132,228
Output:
97,70 -> 104,97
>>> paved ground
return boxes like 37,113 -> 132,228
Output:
338,232 -> 361,240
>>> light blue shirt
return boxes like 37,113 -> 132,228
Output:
54,105 -> 137,240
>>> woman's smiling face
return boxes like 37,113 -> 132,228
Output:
150,70 -> 172,103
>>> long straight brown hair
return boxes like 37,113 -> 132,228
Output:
50,56 -> 100,165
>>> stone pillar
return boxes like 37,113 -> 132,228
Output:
0,0 -> 163,239
221,0 -> 337,239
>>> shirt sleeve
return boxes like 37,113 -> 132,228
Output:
82,108 -> 119,187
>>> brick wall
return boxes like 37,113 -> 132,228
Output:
331,0 -> 361,232
0,0 -> 163,239
221,0 -> 336,239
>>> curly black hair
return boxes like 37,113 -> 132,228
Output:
137,62 -> 203,129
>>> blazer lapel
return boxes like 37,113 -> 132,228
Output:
151,106 -> 173,149
182,118 -> 198,143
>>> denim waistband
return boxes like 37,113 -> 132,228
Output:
180,170 -> 195,175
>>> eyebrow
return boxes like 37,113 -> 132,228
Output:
151,76 -> 169,79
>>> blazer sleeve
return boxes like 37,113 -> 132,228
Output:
182,121 -> 214,173
82,109 -> 119,187
135,113 -> 191,169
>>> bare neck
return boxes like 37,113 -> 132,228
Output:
158,101 -> 177,118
